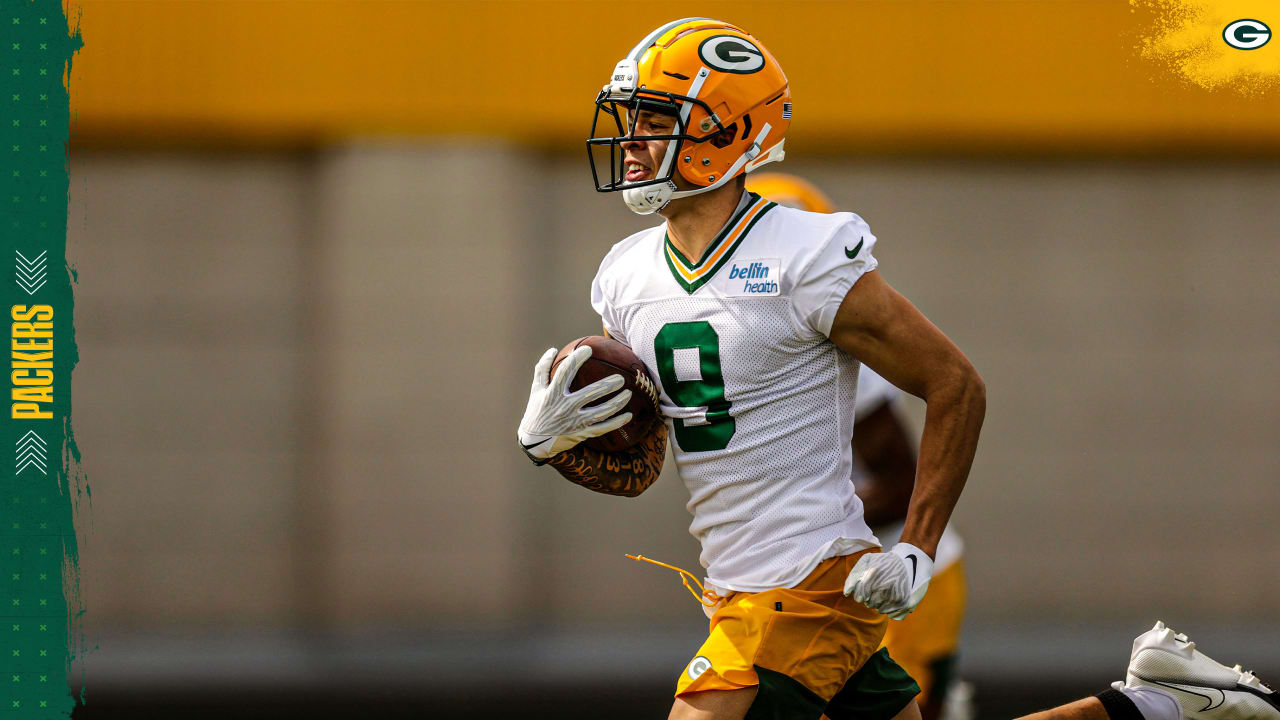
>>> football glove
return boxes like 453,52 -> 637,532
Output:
518,346 -> 633,463
843,542 -> 933,620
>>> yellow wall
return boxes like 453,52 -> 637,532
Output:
72,1 -> 1280,153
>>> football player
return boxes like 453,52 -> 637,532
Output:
746,172 -> 969,720
515,17 -> 1277,720
521,17 -> 981,720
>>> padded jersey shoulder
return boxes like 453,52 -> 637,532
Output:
593,224 -> 664,297
755,204 -> 873,270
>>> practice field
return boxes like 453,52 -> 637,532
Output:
71,622 -> 1279,718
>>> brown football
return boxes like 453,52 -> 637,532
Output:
550,336 -> 661,452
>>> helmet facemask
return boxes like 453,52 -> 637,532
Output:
587,83 -> 728,215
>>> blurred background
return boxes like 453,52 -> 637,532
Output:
64,1 -> 1278,718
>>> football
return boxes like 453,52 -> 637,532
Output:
551,336 -> 661,452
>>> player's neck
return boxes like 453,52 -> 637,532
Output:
661,181 -> 747,262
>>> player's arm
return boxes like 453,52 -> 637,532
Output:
851,401 -> 917,527
546,422 -> 666,498
831,270 -> 985,618
517,344 -> 665,498
830,269 -> 985,557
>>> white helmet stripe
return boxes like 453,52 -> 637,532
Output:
679,67 -> 710,125
628,17 -> 713,60
656,66 -> 711,182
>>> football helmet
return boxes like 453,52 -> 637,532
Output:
588,18 -> 791,214
745,172 -> 836,213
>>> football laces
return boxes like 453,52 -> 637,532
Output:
634,370 -> 660,410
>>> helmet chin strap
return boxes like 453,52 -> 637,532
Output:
621,122 -> 775,215
622,181 -> 677,215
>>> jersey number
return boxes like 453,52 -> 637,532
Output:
654,322 -> 735,452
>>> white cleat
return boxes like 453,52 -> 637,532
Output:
1122,621 -> 1280,720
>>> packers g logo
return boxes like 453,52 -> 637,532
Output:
687,656 -> 713,680
698,35 -> 765,74
1223,19 -> 1271,50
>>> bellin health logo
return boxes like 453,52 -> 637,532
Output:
727,260 -> 779,295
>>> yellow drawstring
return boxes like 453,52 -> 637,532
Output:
625,553 -> 727,608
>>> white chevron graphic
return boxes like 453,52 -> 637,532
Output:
15,250 -> 47,295
15,430 -> 47,475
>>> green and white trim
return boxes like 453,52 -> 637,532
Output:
664,193 -> 777,294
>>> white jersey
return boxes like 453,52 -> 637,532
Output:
852,367 -> 964,572
591,192 -> 881,593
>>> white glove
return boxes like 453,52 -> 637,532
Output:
518,346 -> 633,462
843,542 -> 933,620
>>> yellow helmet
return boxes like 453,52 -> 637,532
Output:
588,18 -> 792,214
745,172 -> 836,213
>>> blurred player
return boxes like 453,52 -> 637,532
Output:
520,17 -> 986,720
851,368 -> 969,720
747,172 -> 969,720
741,172 -> 834,215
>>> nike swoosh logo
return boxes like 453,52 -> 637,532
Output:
906,554 -> 917,584
1146,679 -> 1226,711
520,440 -> 545,451
844,238 -> 864,259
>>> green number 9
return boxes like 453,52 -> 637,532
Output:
654,321 -> 735,452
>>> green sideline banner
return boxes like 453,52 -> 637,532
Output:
1,2 -> 82,717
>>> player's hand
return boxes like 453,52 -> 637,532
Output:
518,346 -> 633,462
843,542 -> 933,620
